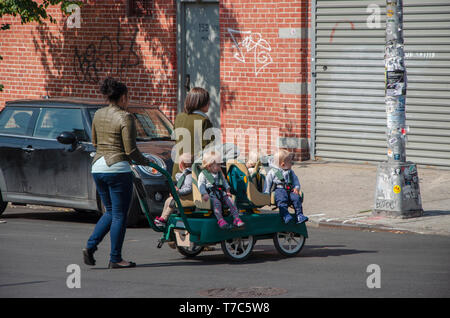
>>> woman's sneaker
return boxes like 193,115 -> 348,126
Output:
154,216 -> 166,227
217,218 -> 231,229
233,217 -> 245,228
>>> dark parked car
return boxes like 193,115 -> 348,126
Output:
0,98 -> 174,226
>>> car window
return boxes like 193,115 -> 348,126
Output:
88,108 -> 99,122
0,108 -> 35,136
144,109 -> 173,137
88,106 -> 173,141
33,108 -> 89,141
133,109 -> 173,140
134,113 -> 158,137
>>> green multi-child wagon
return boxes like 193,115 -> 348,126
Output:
135,161 -> 308,262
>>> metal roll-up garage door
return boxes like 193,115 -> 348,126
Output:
313,0 -> 450,167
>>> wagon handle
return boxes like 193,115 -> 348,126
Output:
135,161 -> 199,236
133,177 -> 163,233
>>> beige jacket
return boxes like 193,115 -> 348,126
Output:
91,104 -> 150,167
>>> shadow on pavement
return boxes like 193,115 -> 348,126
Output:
0,281 -> 50,288
422,210 -> 450,217
301,245 -> 378,258
92,243 -> 378,268
1,209 -> 100,224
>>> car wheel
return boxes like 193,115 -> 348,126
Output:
0,192 -> 7,216
95,192 -> 106,216
94,189 -> 144,228
126,187 -> 144,228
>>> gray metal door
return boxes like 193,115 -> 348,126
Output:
178,1 -> 220,128
313,0 -> 450,167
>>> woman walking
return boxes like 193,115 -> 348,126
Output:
83,77 -> 150,269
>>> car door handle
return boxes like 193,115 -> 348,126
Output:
22,146 -> 35,152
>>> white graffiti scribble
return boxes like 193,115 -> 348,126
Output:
228,28 -> 273,76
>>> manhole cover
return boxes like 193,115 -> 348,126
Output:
199,287 -> 287,298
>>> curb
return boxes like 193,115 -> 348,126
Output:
309,217 -> 450,236
309,219 -> 414,235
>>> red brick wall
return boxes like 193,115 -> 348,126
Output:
0,0 -> 312,161
220,0 -> 311,161
0,0 -> 179,121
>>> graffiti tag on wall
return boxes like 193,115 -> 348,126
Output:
73,23 -> 140,84
227,28 -> 273,76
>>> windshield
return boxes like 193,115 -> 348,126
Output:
89,107 -> 173,141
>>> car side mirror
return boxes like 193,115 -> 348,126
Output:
57,131 -> 78,145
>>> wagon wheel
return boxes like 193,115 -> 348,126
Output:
273,232 -> 305,257
176,244 -> 204,258
221,236 -> 255,262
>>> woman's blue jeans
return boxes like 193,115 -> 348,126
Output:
86,172 -> 134,263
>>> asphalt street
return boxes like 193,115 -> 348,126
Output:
0,206 -> 449,298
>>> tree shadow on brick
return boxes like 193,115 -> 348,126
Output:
217,3 -> 240,115
32,1 -> 178,121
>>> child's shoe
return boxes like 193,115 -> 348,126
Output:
154,216 -> 166,227
217,218 -> 231,229
283,214 -> 294,224
233,217 -> 245,228
296,215 -> 309,224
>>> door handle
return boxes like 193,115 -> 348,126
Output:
185,74 -> 190,92
22,146 -> 35,153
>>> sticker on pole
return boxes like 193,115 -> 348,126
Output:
386,71 -> 406,96
393,185 -> 402,194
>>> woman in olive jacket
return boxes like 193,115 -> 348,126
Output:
83,78 -> 150,269
172,87 -> 215,178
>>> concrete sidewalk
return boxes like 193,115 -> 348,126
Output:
290,160 -> 450,236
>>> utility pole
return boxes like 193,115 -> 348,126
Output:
373,0 -> 423,218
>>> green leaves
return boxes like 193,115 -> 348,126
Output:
0,0 -> 79,25
0,1 -> 80,93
